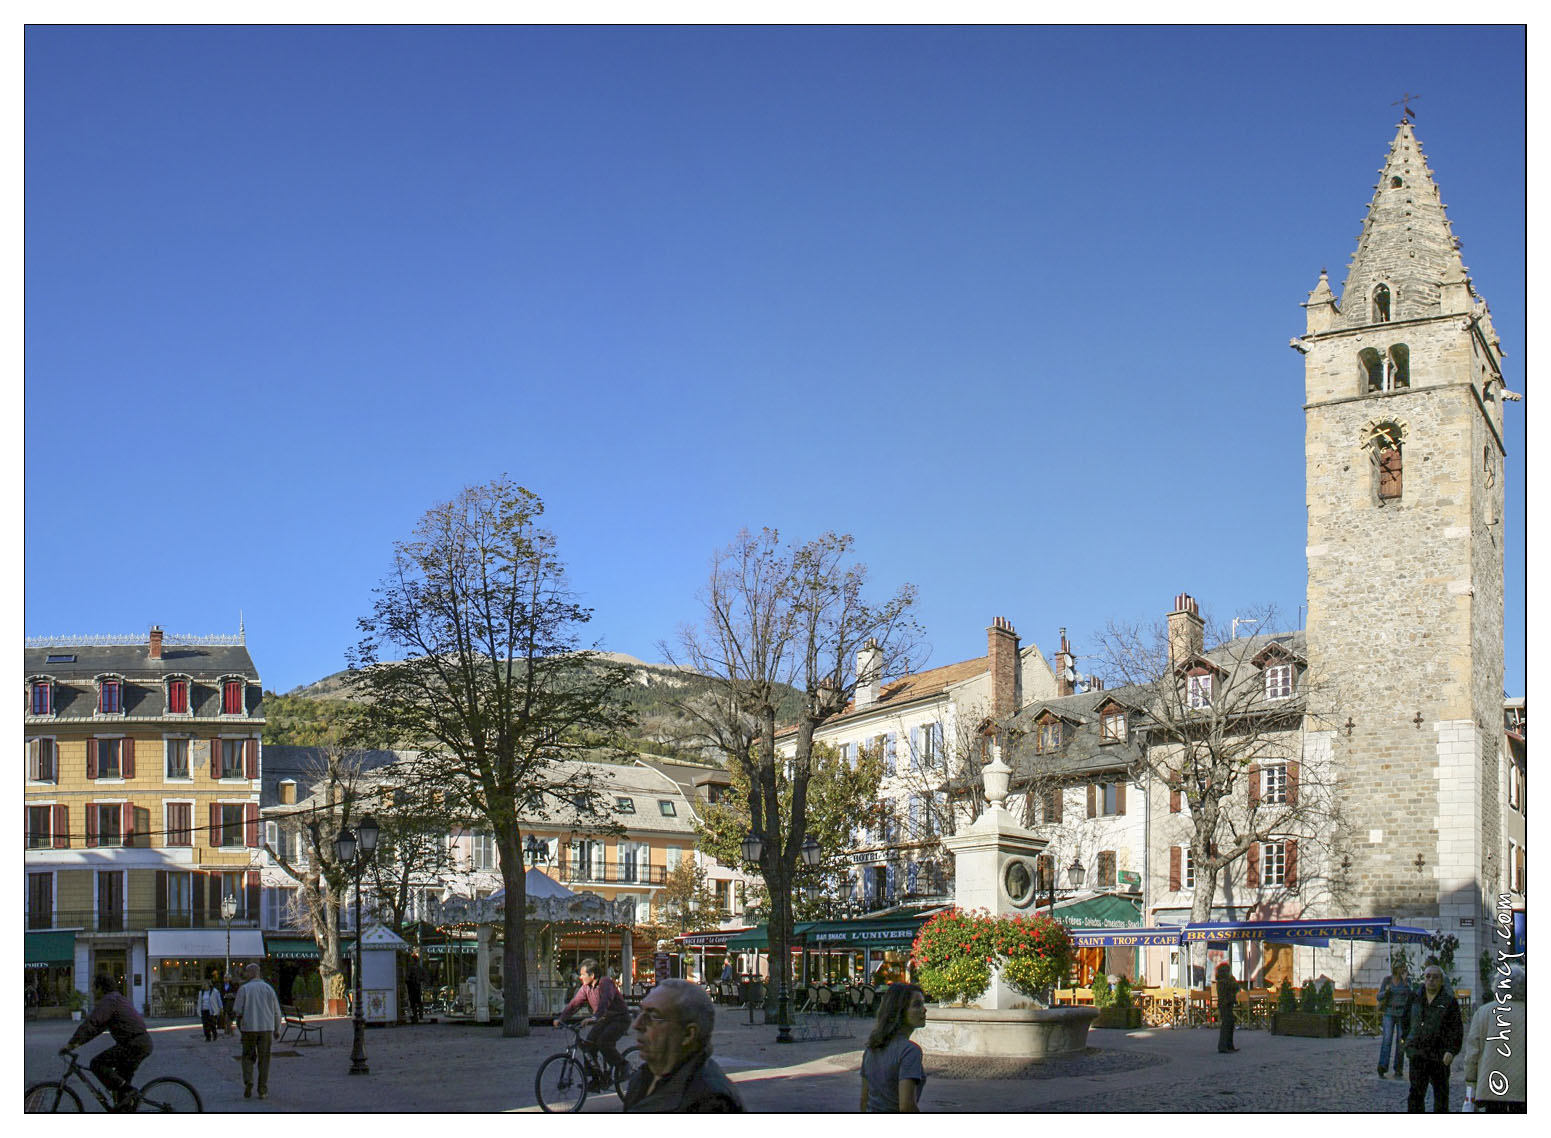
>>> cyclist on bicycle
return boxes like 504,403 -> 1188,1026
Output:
62,974 -> 152,1111
553,958 -> 630,1088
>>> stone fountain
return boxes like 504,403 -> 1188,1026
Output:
911,753 -> 1097,1059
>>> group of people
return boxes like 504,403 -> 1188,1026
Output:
1377,958 -> 1526,1113
557,957 -> 931,1112
62,963 -> 284,1109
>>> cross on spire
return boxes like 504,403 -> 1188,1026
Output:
1390,91 -> 1421,119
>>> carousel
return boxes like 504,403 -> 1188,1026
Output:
424,868 -> 635,1022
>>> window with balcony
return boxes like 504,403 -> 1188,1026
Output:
27,806 -> 54,849
92,738 -> 123,779
220,805 -> 246,848
97,871 -> 125,931
91,804 -> 124,848
217,739 -> 254,779
28,873 -> 53,929
166,739 -> 190,779
28,738 -> 57,783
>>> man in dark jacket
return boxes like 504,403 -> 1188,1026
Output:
63,974 -> 153,1111
623,979 -> 744,1112
1404,963 -> 1464,1112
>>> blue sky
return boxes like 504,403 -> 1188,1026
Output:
24,25 -> 1527,697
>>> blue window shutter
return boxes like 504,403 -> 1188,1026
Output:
932,723 -> 944,766
885,733 -> 897,775
907,862 -> 919,892
885,864 -> 896,899
910,727 -> 920,769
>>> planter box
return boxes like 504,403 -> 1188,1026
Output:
1092,1006 -> 1143,1029
1271,1011 -> 1342,1037
293,997 -> 324,1016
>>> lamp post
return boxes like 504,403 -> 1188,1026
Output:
1044,856 -> 1088,915
334,814 -> 379,1076
220,894 -> 238,985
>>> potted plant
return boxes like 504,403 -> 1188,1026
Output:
1093,974 -> 1142,1029
1272,976 -> 1342,1037
67,988 -> 87,1022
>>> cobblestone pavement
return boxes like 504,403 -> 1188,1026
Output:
24,1014 -> 1471,1113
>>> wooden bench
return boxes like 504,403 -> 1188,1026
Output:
279,1004 -> 323,1046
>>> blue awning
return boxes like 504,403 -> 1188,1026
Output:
1181,918 -> 1436,944
1069,927 -> 1184,948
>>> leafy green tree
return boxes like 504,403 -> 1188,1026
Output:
350,477 -> 633,1037
658,858 -> 722,934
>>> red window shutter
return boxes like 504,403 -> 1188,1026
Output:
191,872 -> 206,923
211,738 -> 223,780
210,803 -> 223,848
122,737 -> 135,780
86,739 -> 98,780
245,739 -> 259,780
1169,847 -> 1182,892
1247,764 -> 1260,808
246,869 -> 261,918
53,805 -> 69,849
86,804 -> 99,848
1086,784 -> 1096,818
246,803 -> 260,847
1116,781 -> 1127,815
122,806 -> 135,848
1285,840 -> 1298,888
1051,787 -> 1062,823
1247,843 -> 1261,888
1378,447 -> 1402,500
1170,782 -> 1181,813
155,871 -> 168,925
1286,761 -> 1299,806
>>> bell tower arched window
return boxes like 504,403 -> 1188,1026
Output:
1372,283 -> 1391,323
1360,348 -> 1384,393
1388,343 -> 1409,389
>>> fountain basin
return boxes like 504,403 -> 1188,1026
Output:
915,1004 -> 1098,1059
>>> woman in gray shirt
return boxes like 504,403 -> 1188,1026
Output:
860,982 -> 928,1112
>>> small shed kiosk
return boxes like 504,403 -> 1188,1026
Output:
358,923 -> 409,1024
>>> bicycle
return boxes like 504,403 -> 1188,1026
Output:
533,1021 -> 640,1112
25,1048 -> 203,1113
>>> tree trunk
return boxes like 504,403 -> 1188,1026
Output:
498,828 -> 530,1037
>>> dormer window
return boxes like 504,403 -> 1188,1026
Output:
1187,673 -> 1213,710
98,677 -> 124,715
166,677 -> 190,715
659,800 -> 677,817
615,796 -> 636,814
1035,715 -> 1062,753
1263,664 -> 1294,701
30,679 -> 53,716
221,678 -> 245,716
1099,706 -> 1127,743
1372,283 -> 1391,322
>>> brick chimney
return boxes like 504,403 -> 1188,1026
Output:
987,617 -> 1021,719
149,625 -> 164,660
1167,593 -> 1205,670
1053,628 -> 1077,697
855,639 -> 883,709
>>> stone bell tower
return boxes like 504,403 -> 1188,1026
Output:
1295,120 -> 1510,966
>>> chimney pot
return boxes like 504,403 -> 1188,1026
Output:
149,625 -> 164,660
987,617 -> 1021,720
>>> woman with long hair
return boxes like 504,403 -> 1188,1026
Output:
859,982 -> 927,1112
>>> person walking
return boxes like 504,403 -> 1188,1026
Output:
221,972 -> 239,1037
1403,962 -> 1463,1112
622,979 -> 744,1112
404,951 -> 426,1024
1461,962 -> 1525,1112
1376,961 -> 1410,1078
198,979 -> 223,1043
1215,962 -> 1241,1053
860,982 -> 928,1112
231,963 -> 283,1100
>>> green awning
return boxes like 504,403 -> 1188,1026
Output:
1052,894 -> 1143,928
265,936 -> 321,959
797,915 -> 934,947
26,930 -> 76,967
722,925 -> 768,950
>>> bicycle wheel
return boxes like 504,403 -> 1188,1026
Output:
137,1076 -> 203,1112
613,1045 -> 640,1100
534,1054 -> 588,1113
25,1082 -> 83,1112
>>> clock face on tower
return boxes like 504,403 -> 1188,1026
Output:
1003,858 -> 1036,908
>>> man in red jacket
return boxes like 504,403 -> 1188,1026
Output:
554,959 -> 631,1086
63,975 -> 153,1111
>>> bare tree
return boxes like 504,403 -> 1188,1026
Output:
666,529 -> 921,1018
359,753 -> 461,934
1090,603 -> 1346,972
350,478 -> 633,1037
658,858 -> 722,934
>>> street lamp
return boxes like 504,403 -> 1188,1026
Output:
220,893 -> 238,981
1043,856 -> 1088,915
334,813 -> 379,1076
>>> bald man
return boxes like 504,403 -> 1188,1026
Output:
231,963 -> 282,1100
622,979 -> 744,1112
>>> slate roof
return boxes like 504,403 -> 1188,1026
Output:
24,638 -> 263,721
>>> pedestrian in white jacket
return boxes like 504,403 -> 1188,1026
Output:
198,980 -> 224,1042
231,963 -> 283,1100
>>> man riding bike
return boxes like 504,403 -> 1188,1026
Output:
553,958 -> 631,1089
62,974 -> 153,1111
